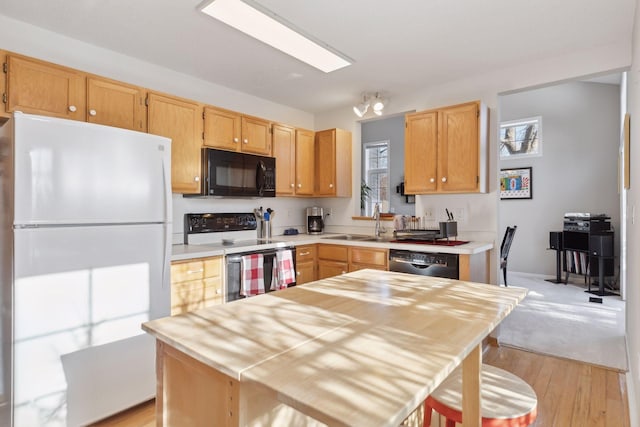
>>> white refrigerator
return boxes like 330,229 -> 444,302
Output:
0,113 -> 172,426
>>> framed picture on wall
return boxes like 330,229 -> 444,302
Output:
500,167 -> 532,200
500,117 -> 542,158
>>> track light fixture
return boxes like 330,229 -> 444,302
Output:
353,95 -> 370,118
353,92 -> 387,117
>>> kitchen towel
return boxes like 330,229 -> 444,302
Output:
241,254 -> 265,297
271,249 -> 296,291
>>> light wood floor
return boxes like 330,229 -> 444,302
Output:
90,346 -> 629,427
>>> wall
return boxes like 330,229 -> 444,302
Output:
499,82 -> 621,277
361,114 -> 413,215
625,0 -> 640,423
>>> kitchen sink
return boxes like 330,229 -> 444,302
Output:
321,234 -> 391,242
357,236 -> 392,242
321,234 -> 374,241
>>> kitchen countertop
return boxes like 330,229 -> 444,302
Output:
171,233 -> 493,261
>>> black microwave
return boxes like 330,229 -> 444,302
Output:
201,148 -> 276,197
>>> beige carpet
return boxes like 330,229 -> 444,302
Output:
497,272 -> 628,371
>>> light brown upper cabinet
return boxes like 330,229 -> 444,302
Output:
405,100 -> 488,194
87,76 -> 146,132
204,106 -> 271,156
147,92 -> 203,194
273,125 -> 316,197
315,128 -> 352,197
273,123 -> 296,195
5,54 -> 86,121
295,129 -> 315,196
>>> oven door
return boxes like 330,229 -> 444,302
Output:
225,248 -> 296,302
225,251 -> 274,302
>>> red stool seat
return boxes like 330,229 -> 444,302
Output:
424,364 -> 537,427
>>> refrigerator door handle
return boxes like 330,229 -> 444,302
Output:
161,146 -> 172,224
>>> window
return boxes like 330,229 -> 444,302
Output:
500,116 -> 542,158
363,140 -> 389,216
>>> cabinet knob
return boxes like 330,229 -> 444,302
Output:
441,177 -> 447,183
298,184 -> 302,188
233,137 -> 239,143
341,271 -> 346,275
329,183 -> 334,188
89,109 -> 97,116
430,178 -> 435,183
296,271 -> 301,276
290,183 -> 294,188
194,176 -> 200,182
68,105 -> 77,112
243,139 -> 248,144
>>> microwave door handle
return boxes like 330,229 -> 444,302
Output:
256,161 -> 266,196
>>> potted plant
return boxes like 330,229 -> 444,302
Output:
360,180 -> 372,212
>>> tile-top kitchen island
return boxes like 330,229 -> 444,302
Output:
142,269 -> 526,427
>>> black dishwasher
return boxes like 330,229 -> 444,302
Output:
388,249 -> 459,279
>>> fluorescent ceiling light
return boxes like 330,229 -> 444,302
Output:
201,0 -> 352,73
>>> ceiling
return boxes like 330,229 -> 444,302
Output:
0,0 -> 634,114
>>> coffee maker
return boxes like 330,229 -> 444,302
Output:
306,207 -> 325,234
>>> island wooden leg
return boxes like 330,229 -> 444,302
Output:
461,344 -> 482,427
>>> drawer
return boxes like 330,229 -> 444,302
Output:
172,256 -> 222,282
350,247 -> 388,267
171,260 -> 205,282
296,245 -> 317,262
317,244 -> 348,262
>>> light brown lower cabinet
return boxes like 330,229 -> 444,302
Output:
318,260 -> 349,280
317,244 -> 388,279
170,256 -> 222,315
295,244 -> 317,285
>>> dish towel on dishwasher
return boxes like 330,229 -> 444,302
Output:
241,254 -> 265,297
271,249 -> 296,290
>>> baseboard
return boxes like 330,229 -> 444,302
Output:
511,271 -> 556,281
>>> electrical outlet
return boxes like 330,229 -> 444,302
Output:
327,208 -> 333,216
424,208 -> 434,220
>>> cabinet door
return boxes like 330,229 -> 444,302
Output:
87,76 -> 146,131
147,92 -> 203,194
350,247 -> 388,269
318,244 -> 348,262
7,54 -> 86,121
273,123 -> 296,195
295,261 -> 316,285
295,129 -> 315,196
405,110 -> 437,194
438,102 -> 479,192
241,115 -> 271,155
203,106 -> 241,151
315,129 -> 336,196
241,116 -> 271,156
317,260 -> 348,280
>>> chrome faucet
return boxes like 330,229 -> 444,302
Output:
372,203 -> 385,237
